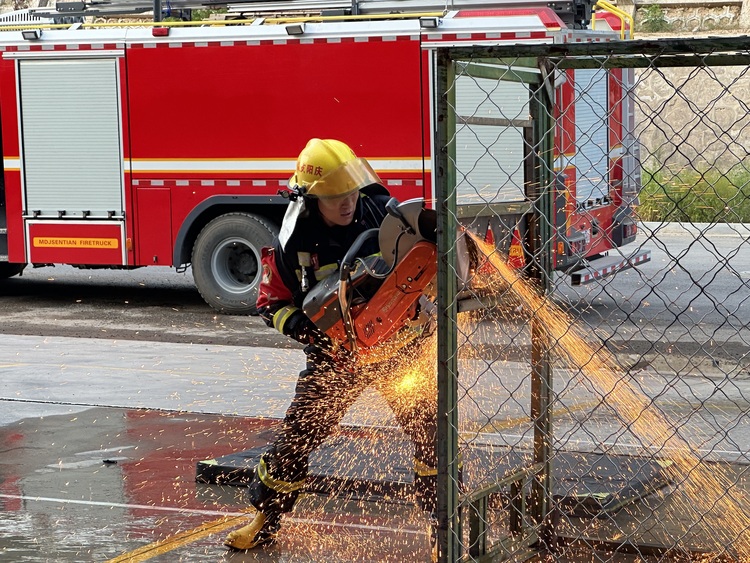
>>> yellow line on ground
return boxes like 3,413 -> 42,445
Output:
482,399 -> 601,433
105,514 -> 248,563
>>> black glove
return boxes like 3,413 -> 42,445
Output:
303,341 -> 355,372
284,310 -> 330,347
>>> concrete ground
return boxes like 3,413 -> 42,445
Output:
0,333 -> 436,562
0,333 -> 747,562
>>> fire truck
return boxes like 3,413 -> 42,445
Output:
0,0 -> 650,315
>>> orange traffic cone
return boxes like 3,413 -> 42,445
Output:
478,226 -> 496,275
508,227 -> 525,270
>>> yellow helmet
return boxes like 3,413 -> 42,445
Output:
289,138 -> 382,199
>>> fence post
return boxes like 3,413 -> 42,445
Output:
528,58 -> 556,541
434,48 -> 461,563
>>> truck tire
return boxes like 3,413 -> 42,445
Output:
0,263 -> 25,279
191,213 -> 278,315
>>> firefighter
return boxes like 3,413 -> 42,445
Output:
224,138 -> 439,550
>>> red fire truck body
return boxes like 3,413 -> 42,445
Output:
0,6 -> 649,314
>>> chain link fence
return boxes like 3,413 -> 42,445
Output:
433,37 -> 750,562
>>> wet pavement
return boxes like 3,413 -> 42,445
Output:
1,334 -> 748,562
0,334 -> 436,562
0,405 -> 430,562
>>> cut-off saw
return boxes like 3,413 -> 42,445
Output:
302,198 -> 480,362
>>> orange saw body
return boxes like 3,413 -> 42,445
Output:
302,198 -> 476,360
303,198 -> 439,356
305,241 -> 436,350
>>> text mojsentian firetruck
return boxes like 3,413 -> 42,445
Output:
0,0 -> 650,315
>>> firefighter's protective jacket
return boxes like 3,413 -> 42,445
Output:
256,185 -> 390,347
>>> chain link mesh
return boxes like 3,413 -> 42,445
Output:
434,38 -> 750,563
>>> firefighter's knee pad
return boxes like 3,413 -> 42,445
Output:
248,454 -> 305,514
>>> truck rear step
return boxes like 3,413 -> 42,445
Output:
571,249 -> 651,285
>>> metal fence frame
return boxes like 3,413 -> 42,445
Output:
433,36 -> 750,563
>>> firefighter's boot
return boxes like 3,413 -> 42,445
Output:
224,453 -> 304,551
223,510 -> 281,551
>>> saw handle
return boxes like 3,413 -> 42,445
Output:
338,227 -> 380,353
385,197 -> 416,235
339,228 -> 380,281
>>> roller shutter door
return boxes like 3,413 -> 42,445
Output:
20,58 -> 123,218
454,74 -> 528,205
574,68 -> 609,204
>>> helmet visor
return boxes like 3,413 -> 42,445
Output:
305,158 -> 382,199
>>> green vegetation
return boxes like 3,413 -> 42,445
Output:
162,8 -> 227,22
636,165 -> 750,223
638,4 -> 671,33
190,8 -> 227,21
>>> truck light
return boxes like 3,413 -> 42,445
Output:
419,17 -> 441,28
570,238 -> 586,255
22,29 -> 42,40
560,229 -> 587,260
285,23 -> 306,35
152,27 -> 170,37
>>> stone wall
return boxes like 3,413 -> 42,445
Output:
607,1 -> 750,171
0,0 -> 49,13
640,3 -> 741,30
634,64 -> 750,172
615,0 -> 750,30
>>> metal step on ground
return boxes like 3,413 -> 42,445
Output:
196,425 -> 672,517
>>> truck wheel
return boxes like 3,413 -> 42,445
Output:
191,213 -> 278,315
0,263 -> 26,279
